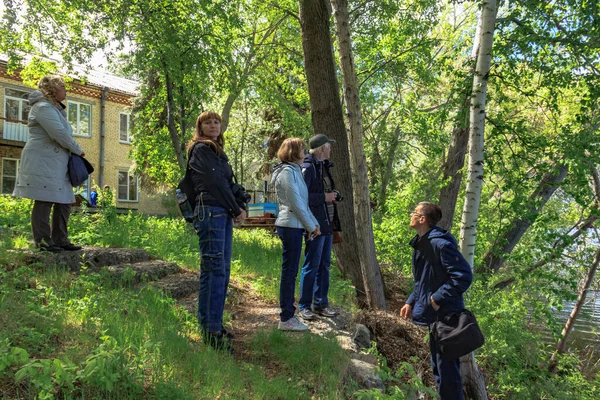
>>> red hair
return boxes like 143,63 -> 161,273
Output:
186,111 -> 223,153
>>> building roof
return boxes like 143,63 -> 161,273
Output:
0,53 -> 140,96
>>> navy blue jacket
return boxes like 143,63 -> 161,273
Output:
406,226 -> 473,325
301,154 -> 341,235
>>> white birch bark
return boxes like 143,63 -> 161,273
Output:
458,2 -> 497,399
459,0 -> 498,267
330,0 -> 386,309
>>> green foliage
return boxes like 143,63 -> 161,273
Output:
467,282 -> 599,399
249,329 -> 348,398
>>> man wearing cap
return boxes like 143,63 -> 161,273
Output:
298,134 -> 342,320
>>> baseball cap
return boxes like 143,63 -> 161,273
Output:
309,134 -> 336,149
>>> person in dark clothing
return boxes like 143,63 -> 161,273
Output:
298,134 -> 341,320
187,111 -> 247,352
400,202 -> 473,400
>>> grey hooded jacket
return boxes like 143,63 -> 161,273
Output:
271,162 -> 319,232
13,90 -> 83,204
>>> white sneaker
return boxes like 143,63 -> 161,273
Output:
278,316 -> 309,331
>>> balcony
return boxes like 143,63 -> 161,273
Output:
1,117 -> 28,143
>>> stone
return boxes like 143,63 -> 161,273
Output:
346,359 -> 385,393
352,324 -> 371,349
350,352 -> 378,366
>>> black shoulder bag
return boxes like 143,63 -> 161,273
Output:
430,309 -> 485,359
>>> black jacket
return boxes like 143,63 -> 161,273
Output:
406,226 -> 473,325
300,154 -> 341,235
189,142 -> 241,217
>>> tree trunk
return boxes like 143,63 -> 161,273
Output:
377,126 -> 401,211
163,66 -> 186,170
459,0 -> 497,269
439,17 -> 479,232
549,245 -> 600,372
438,126 -> 469,231
457,3 -> 497,399
298,0 -> 366,299
495,166 -> 600,289
481,164 -> 568,274
331,0 -> 386,310
460,353 -> 488,400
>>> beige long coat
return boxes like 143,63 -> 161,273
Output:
13,90 -> 83,204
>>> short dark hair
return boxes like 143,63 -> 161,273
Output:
418,202 -> 442,227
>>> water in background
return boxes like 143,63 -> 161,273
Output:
542,290 -> 600,352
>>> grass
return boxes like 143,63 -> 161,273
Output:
0,196 -> 352,399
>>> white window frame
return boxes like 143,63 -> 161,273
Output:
117,170 -> 139,202
119,113 -> 132,144
3,88 -> 31,123
67,100 -> 92,137
1,158 -> 19,195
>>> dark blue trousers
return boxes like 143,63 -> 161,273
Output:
193,206 -> 233,333
276,226 -> 304,322
429,328 -> 464,400
299,233 -> 332,310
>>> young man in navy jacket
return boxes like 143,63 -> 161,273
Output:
400,202 -> 473,400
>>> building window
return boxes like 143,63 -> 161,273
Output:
119,113 -> 132,143
67,101 -> 92,137
118,171 -> 138,202
3,88 -> 31,141
1,158 -> 19,194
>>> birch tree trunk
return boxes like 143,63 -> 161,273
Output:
298,0 -> 367,299
330,0 -> 386,310
458,2 -> 497,399
459,0 -> 497,267
549,245 -> 600,372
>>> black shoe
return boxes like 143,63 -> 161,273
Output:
221,328 -> 234,339
39,244 -> 63,252
204,331 -> 233,353
60,244 -> 82,251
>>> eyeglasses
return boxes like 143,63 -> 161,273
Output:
410,212 -> 424,217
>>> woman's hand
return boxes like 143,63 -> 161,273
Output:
235,209 -> 247,223
308,226 -> 321,240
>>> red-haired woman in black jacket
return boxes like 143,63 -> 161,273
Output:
187,111 -> 247,353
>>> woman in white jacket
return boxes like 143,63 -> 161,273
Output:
271,138 -> 320,331
13,75 -> 85,252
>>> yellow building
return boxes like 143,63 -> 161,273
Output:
0,59 -> 170,215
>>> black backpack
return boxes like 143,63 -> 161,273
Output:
176,144 -> 199,222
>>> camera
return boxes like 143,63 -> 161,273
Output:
231,183 -> 251,204
334,190 -> 343,202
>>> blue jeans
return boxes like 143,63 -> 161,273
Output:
193,205 -> 233,333
299,234 -> 332,310
429,327 -> 464,400
276,226 -> 304,322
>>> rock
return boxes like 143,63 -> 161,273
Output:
346,359 -> 385,393
336,335 -> 358,352
350,352 -> 378,366
352,324 -> 371,349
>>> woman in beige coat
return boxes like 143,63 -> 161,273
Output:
13,75 -> 85,252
